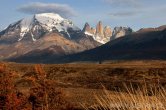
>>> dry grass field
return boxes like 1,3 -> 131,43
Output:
0,60 -> 166,109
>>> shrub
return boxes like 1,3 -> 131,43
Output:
0,63 -> 27,110
28,64 -> 74,110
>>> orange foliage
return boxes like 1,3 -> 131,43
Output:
0,63 -> 6,73
0,63 -> 28,110
27,64 -> 74,110
0,63 -> 74,110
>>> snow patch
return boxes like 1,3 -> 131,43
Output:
20,17 -> 33,36
84,31 -> 94,37
36,13 -> 64,21
31,32 -> 36,41
84,31 -> 105,44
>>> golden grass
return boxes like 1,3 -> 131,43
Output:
86,84 -> 166,110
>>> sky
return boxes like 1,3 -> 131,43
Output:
0,0 -> 166,31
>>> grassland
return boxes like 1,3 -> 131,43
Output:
1,60 -> 166,109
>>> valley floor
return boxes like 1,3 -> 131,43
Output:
1,60 -> 166,109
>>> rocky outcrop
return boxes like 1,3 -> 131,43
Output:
82,23 -> 91,33
83,21 -> 112,44
96,21 -> 104,37
111,27 -> 133,41
82,23 -> 96,36
91,27 -> 96,35
104,26 -> 112,40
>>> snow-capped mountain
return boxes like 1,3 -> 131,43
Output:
0,13 -> 80,42
0,13 -> 101,62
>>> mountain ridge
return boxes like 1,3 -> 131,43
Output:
1,13 -> 165,63
45,25 -> 166,63
0,13 -> 101,61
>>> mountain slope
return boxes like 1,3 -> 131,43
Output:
52,25 -> 166,63
0,13 -> 101,61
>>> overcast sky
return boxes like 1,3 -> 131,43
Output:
0,0 -> 166,31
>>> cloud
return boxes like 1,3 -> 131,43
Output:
103,0 -> 141,7
109,11 -> 140,17
17,2 -> 76,18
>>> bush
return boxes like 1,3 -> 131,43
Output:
27,64 -> 74,110
0,63 -> 28,110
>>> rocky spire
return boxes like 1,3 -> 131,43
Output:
96,21 -> 104,37
104,26 -> 112,39
82,22 -> 91,32
82,21 -> 113,44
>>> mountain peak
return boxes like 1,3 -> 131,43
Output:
111,26 -> 133,40
96,21 -> 104,35
98,21 -> 102,24
34,13 -> 64,21
82,22 -> 91,32
0,12 -> 80,42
